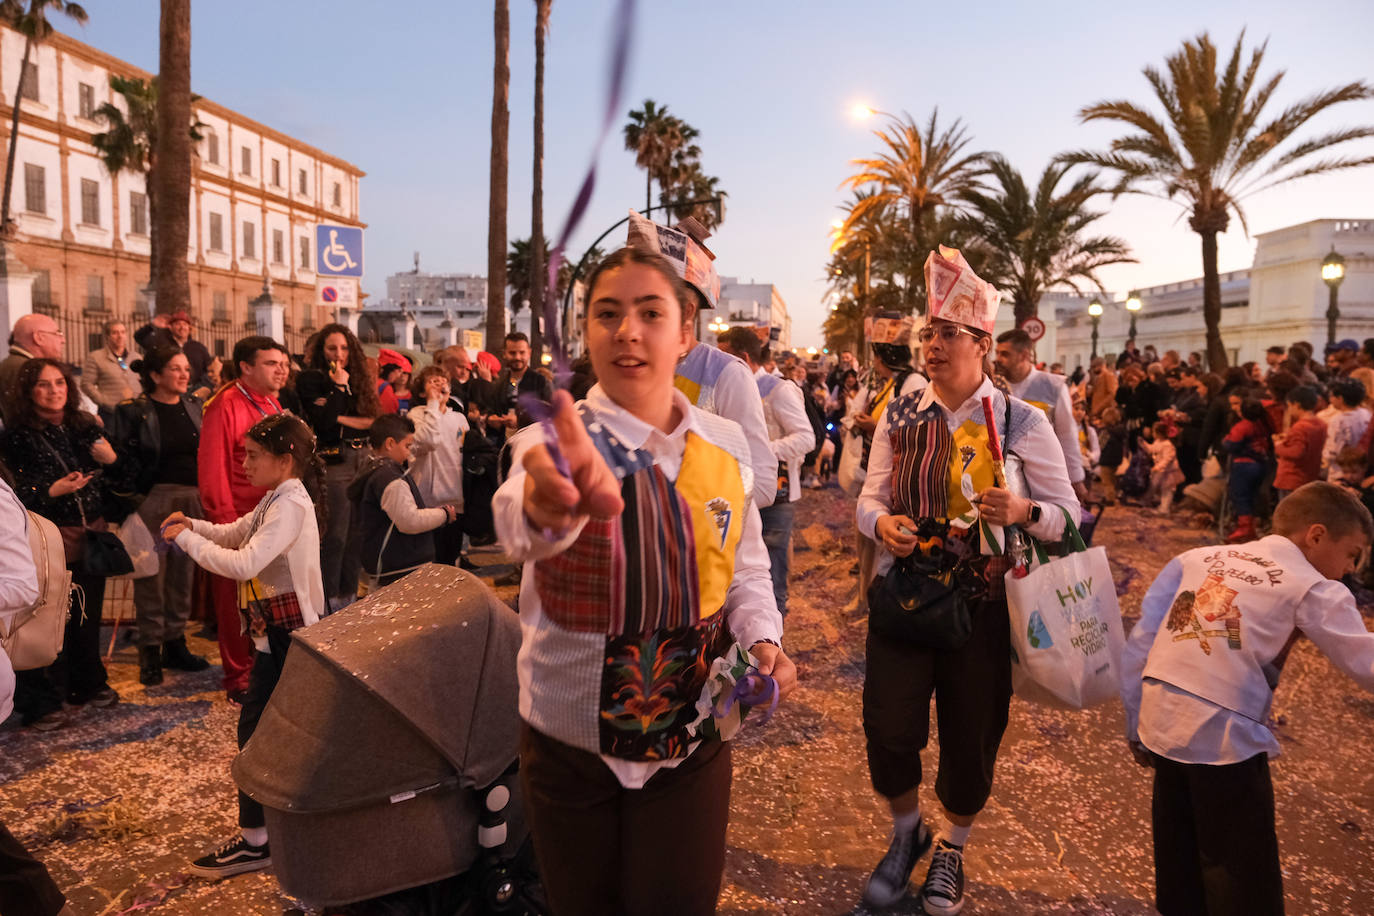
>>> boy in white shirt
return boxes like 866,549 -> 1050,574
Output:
1122,481 -> 1374,915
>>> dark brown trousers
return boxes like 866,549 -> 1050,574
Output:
519,725 -> 732,916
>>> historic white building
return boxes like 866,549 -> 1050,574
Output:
1003,218 -> 1374,370
715,276 -> 793,351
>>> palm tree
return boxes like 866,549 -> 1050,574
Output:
509,236 -> 572,322
840,109 -> 988,309
153,0 -> 190,315
623,100 -> 684,213
0,0 -> 88,238
485,0 -> 510,353
1062,31 -> 1374,370
958,156 -> 1135,325
92,75 -> 203,287
528,0 -> 551,363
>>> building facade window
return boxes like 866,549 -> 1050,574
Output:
32,269 -> 52,307
332,181 -> 342,207
20,62 -> 37,102
271,158 -> 281,187
78,82 -> 94,119
272,228 -> 283,264
242,221 -> 255,259
80,179 -> 99,225
86,274 -> 105,312
299,235 -> 310,269
23,164 -> 44,215
130,191 -> 148,235
241,146 -> 252,176
206,131 -> 219,164
212,290 -> 228,322
208,212 -> 223,251
298,168 -> 307,195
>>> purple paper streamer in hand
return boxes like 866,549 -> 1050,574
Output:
541,0 -> 635,390
712,668 -> 780,726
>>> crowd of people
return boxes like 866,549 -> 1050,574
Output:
2,223 -> 1374,916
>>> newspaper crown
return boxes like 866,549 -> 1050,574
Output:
625,210 -> 721,309
924,245 -> 1000,334
864,312 -> 915,346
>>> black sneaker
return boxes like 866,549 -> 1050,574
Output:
863,819 -> 933,907
189,834 -> 271,879
88,686 -> 119,708
920,839 -> 965,915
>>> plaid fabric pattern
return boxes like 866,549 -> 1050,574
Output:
535,464 -> 700,637
241,589 -> 306,638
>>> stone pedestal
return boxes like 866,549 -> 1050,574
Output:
251,280 -> 285,343
437,319 -> 458,348
394,314 -> 417,349
335,307 -> 359,335
0,245 -> 35,341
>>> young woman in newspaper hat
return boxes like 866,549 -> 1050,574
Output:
856,246 -> 1079,914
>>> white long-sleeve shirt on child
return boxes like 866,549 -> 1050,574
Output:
407,401 -> 469,510
175,477 -> 323,651
1122,534 -> 1374,765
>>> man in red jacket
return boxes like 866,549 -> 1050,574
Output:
1273,386 -> 1327,501
197,336 -> 291,701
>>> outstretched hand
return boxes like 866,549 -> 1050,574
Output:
521,391 -> 623,533
750,642 -> 798,700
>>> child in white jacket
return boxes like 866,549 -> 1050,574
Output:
1121,481 -> 1374,916
1143,421 -> 1184,512
162,414 -> 325,881
405,364 -> 469,566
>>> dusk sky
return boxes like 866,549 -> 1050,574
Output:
77,0 -> 1374,349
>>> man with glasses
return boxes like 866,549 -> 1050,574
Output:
81,320 -> 140,425
1,314 -> 68,425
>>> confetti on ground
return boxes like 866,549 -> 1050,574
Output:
2,490 -> 1371,914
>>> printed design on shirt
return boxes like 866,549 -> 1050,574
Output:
599,616 -> 724,760
1166,574 -> 1242,655
707,498 -> 733,549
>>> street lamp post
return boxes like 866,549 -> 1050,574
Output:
1322,247 -> 1347,347
1125,289 -> 1142,341
1088,298 -> 1104,360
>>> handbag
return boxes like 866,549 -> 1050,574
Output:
1004,508 -> 1126,708
38,433 -> 134,578
866,554 -> 973,651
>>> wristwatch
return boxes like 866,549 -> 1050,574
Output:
1027,501 -> 1043,524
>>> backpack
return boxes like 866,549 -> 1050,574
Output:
0,511 -> 72,671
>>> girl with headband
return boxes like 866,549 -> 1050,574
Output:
494,246 -> 796,915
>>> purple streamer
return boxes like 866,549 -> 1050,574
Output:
713,668 -> 780,726
541,0 -> 635,388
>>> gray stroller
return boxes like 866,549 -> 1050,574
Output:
233,564 -> 545,914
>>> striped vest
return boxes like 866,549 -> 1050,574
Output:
523,402 -> 753,761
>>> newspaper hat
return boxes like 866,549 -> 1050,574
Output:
864,311 -> 915,346
924,245 -> 1000,334
625,210 -> 720,309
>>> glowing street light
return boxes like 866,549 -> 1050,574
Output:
1088,298 -> 1104,359
1322,247 -> 1347,346
1125,289 -> 1142,340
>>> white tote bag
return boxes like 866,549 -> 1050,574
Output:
1004,511 -> 1125,708
112,513 -> 160,579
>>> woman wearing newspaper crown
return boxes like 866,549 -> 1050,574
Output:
855,246 -> 1080,914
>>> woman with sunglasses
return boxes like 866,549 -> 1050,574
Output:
856,247 -> 1079,915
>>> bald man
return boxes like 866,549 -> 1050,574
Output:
0,314 -> 66,424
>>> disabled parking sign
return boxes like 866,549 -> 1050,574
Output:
316,224 -> 363,277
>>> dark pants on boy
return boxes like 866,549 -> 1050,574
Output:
759,500 -> 795,616
1151,751 -> 1284,915
520,726 -> 731,916
236,625 -> 293,829
862,596 -> 1013,814
0,821 -> 65,915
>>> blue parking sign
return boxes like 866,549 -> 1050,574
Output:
316,224 -> 363,277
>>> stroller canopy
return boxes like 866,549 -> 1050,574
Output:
234,564 -> 523,814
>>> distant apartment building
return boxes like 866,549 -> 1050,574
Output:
716,276 -> 793,351
1,25 -> 365,361
361,267 -> 490,352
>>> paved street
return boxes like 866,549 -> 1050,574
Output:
2,486 -> 1372,914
